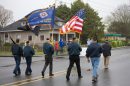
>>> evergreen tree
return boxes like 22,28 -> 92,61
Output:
56,0 -> 104,44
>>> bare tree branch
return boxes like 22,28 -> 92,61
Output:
0,5 -> 13,28
107,4 -> 130,37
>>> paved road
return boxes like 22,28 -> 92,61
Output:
0,47 -> 130,86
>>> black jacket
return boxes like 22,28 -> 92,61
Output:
11,44 -> 23,56
68,42 -> 82,56
102,42 -> 111,57
86,43 -> 102,58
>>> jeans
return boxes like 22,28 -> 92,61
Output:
90,57 -> 100,77
25,56 -> 32,74
14,55 -> 21,74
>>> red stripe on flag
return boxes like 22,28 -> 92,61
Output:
74,24 -> 83,27
72,28 -> 82,33
59,15 -> 83,34
71,17 -> 83,33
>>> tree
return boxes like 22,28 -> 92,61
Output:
107,4 -> 130,37
56,4 -> 71,22
71,0 -> 104,43
55,0 -> 104,44
0,5 -> 13,28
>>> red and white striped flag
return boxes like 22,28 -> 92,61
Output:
59,9 -> 85,34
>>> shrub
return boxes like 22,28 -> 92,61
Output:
3,43 -> 12,47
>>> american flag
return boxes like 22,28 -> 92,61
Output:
59,9 -> 85,34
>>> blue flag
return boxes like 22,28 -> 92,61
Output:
17,19 -> 41,36
75,8 -> 85,19
27,6 -> 55,28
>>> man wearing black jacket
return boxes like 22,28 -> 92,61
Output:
11,39 -> 23,76
42,38 -> 54,78
66,37 -> 82,81
86,38 -> 102,82
102,40 -> 111,69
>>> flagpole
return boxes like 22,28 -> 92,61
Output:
78,33 -> 81,44
49,24 -> 54,44
33,35 -> 37,48
49,1 -> 56,45
10,36 -> 16,44
54,0 -> 57,6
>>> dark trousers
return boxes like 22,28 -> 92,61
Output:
42,54 -> 53,75
25,56 -> 32,74
66,55 -> 81,78
55,50 -> 58,55
14,55 -> 21,74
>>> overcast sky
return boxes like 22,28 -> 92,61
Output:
0,0 -> 129,22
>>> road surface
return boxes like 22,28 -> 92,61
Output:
0,47 -> 130,86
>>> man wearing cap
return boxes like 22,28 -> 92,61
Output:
42,38 -> 54,78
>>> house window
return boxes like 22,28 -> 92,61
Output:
5,33 -> 9,42
40,35 -> 44,41
5,33 -> 8,39
28,35 -> 32,41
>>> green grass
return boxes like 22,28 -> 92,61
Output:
0,51 -> 44,56
0,51 -> 12,56
0,51 -> 68,57
35,51 -> 43,56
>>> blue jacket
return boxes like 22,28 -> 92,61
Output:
23,45 -> 35,57
86,42 -> 102,58
68,42 -> 82,56
43,42 -> 54,55
59,39 -> 65,48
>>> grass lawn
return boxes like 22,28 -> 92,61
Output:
0,51 -> 12,56
0,51 -> 67,57
0,51 -> 43,56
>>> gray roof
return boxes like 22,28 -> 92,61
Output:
0,17 -> 64,32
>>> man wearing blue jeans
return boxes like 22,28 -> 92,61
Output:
11,39 -> 23,76
23,41 -> 35,75
86,38 -> 102,82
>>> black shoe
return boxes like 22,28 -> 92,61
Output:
25,73 -> 31,76
92,77 -> 97,82
25,72 -> 31,76
78,76 -> 83,79
104,67 -> 109,70
13,72 -> 18,76
49,74 -> 54,77
17,73 -> 21,76
66,76 -> 70,81
42,72 -> 44,78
